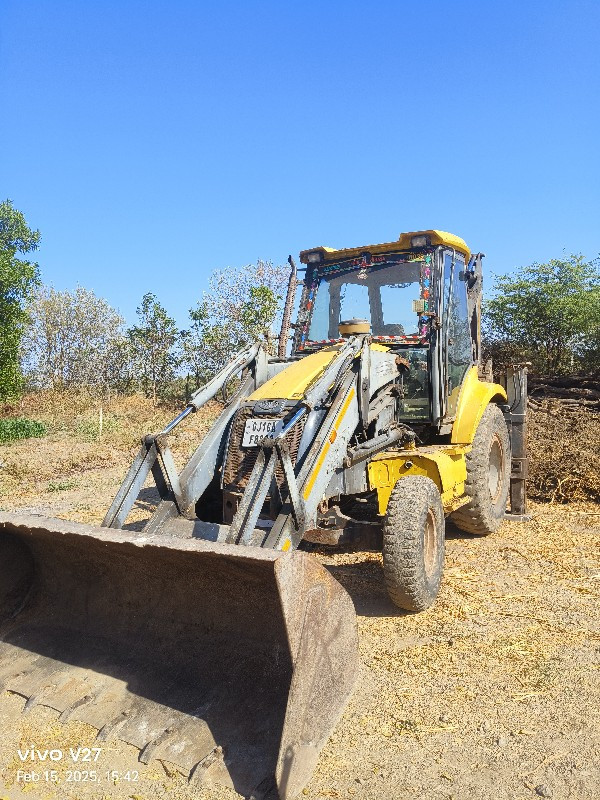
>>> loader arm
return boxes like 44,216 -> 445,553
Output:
102,342 -> 260,530
101,333 -> 372,549
222,336 -> 364,550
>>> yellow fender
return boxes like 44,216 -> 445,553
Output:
368,445 -> 472,515
451,367 -> 507,445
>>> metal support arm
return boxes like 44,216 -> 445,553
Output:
504,365 -> 530,521
102,344 -> 261,530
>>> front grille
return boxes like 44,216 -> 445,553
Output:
222,407 -> 307,492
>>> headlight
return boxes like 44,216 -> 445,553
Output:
411,235 -> 429,248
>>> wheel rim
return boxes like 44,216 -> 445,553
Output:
488,435 -> 504,502
423,509 -> 437,579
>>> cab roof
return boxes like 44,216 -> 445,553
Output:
299,229 -> 470,263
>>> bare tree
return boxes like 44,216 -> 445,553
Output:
182,260 -> 289,385
22,284 -> 129,392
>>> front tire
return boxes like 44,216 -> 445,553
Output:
382,476 -> 445,612
451,403 -> 511,535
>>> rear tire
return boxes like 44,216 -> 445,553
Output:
451,403 -> 510,535
382,476 -> 445,612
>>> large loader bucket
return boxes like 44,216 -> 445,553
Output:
0,513 -> 358,800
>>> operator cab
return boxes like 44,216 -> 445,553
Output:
294,229 -> 478,426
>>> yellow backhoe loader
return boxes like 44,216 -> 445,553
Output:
0,229 -> 528,799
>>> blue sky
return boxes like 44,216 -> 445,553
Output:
1,0 -> 599,328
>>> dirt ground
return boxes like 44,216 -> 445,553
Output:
1,395 -> 599,800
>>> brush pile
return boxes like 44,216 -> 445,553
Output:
528,375 -> 600,413
527,376 -> 600,503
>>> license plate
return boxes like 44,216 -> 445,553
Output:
242,418 -> 280,447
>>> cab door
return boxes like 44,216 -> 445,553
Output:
441,250 -> 472,419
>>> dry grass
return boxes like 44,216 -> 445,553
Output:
2,391 -> 599,508
307,502 -> 600,799
0,391 -> 219,505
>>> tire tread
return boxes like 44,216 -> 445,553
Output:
451,403 -> 510,535
382,476 -> 445,612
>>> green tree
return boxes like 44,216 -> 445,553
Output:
128,293 -> 179,403
182,260 -> 287,386
0,200 -> 41,400
483,255 -> 600,375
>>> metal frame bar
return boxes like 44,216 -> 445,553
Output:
226,407 -> 309,545
275,441 -> 305,532
264,370 -> 358,550
504,365 -> 530,521
358,336 -> 371,433
225,448 -> 278,545
102,441 -> 159,528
